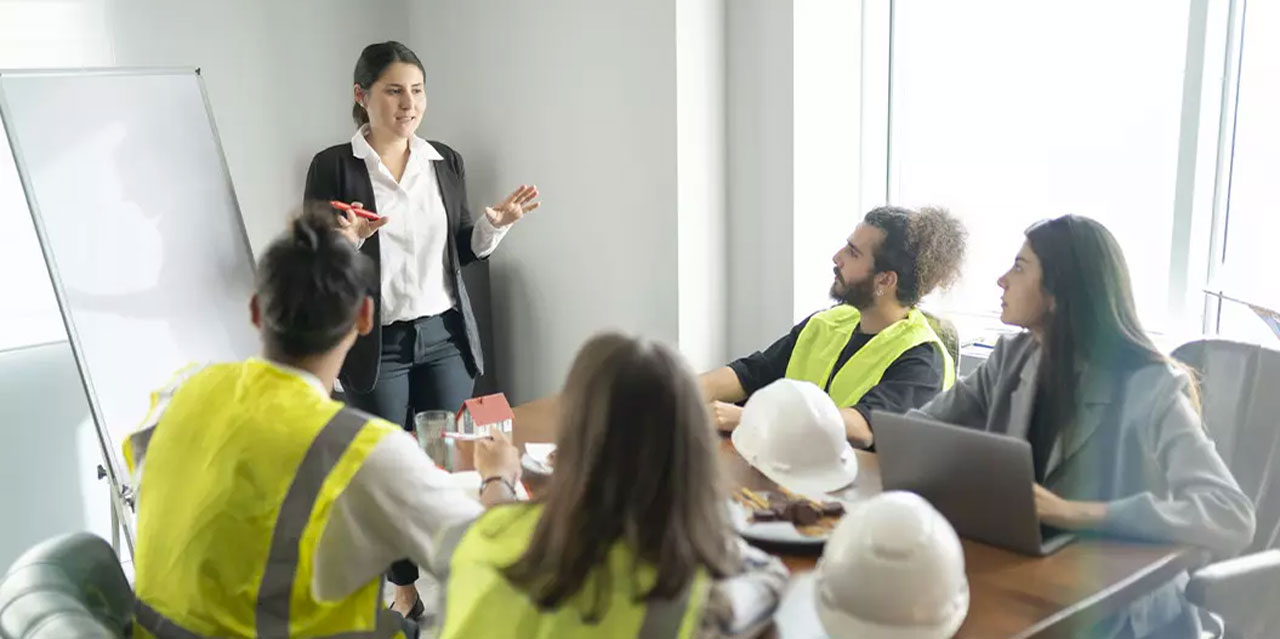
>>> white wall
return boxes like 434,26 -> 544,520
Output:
406,0 -> 684,402
725,0 -> 796,359
106,0 -> 410,253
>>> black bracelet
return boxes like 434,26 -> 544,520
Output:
480,475 -> 516,496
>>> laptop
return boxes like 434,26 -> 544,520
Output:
872,410 -> 1075,556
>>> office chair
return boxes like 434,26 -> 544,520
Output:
0,533 -> 131,639
1174,339 -> 1280,638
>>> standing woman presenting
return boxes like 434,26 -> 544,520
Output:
304,41 -> 540,619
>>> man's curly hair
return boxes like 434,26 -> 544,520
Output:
863,205 -> 967,306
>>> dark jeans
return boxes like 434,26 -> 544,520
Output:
346,310 -> 475,587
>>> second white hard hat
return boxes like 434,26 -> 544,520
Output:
815,491 -> 969,639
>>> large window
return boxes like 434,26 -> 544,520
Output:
888,1 -> 1193,336
1215,0 -> 1280,342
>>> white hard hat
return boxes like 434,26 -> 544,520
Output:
815,491 -> 968,639
731,379 -> 858,498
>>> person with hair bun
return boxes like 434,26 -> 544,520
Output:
122,212 -> 522,639
303,41 -> 541,615
701,206 -> 968,448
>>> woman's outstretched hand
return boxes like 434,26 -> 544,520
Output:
485,185 -> 541,228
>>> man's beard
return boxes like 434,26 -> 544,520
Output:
830,269 -> 876,309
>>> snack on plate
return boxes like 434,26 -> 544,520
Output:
735,487 -> 845,536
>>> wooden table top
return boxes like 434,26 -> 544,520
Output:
511,398 -> 1203,639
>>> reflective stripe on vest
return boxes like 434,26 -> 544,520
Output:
135,599 -> 204,639
133,401 -> 403,639
785,306 -> 955,407
256,408 -> 367,638
136,598 -> 405,639
637,579 -> 703,639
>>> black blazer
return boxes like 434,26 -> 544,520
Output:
304,140 -> 487,393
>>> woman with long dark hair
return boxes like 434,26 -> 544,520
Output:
431,333 -> 789,638
304,41 -> 540,617
916,215 -> 1255,638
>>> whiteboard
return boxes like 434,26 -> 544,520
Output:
0,69 -> 258,551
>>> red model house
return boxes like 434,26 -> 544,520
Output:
456,393 -> 514,437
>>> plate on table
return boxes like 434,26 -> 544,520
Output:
521,442 -> 556,475
729,487 -> 847,546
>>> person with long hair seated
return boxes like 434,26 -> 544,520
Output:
913,215 -> 1256,639
429,333 -> 789,638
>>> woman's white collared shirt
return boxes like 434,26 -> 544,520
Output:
350,125 -> 507,324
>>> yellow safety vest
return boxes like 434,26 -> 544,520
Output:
440,504 -> 711,639
785,306 -> 955,407
123,359 -> 406,638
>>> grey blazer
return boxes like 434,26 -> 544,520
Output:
914,332 -> 1256,638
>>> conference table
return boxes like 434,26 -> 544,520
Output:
508,398 -> 1205,639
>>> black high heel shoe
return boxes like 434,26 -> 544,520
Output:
390,594 -> 425,621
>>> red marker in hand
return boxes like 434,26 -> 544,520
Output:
330,200 -> 381,221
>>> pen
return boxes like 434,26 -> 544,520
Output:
329,200 -> 381,221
